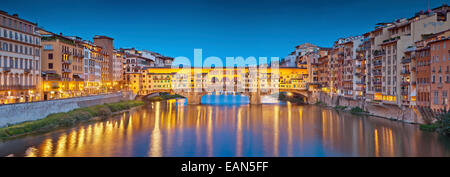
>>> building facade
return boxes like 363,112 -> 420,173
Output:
0,11 -> 41,104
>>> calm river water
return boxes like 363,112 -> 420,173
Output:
1,95 -> 449,157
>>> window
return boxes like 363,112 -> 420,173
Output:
48,53 -> 53,59
434,91 -> 439,105
9,57 -> 13,67
43,44 -> 53,50
48,63 -> 53,69
14,58 -> 18,68
443,91 -> 448,105
432,75 -> 436,83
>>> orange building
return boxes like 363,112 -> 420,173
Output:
429,34 -> 450,112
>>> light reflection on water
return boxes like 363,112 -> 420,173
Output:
0,96 -> 449,157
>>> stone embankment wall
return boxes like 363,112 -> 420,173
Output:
0,92 -> 135,127
315,92 -> 427,124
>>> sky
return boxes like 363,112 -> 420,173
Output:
1,0 -> 447,63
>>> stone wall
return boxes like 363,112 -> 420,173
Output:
316,92 -> 426,124
0,92 -> 134,127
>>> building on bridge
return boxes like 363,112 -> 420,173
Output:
129,67 -> 311,104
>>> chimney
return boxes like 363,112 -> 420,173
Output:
12,14 -> 18,17
59,32 -> 63,36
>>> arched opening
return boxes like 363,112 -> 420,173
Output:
211,77 -> 219,84
278,92 -> 308,104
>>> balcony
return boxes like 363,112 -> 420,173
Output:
401,81 -> 410,86
401,70 -> 411,75
373,72 -> 382,77
62,68 -> 72,73
353,73 -> 363,78
62,60 -> 72,65
373,50 -> 385,58
373,62 -> 382,67
24,68 -> 31,73
62,50 -> 72,55
401,58 -> 411,64
401,91 -> 409,96
373,81 -> 382,85
356,56 -> 364,61
0,85 -> 36,91
1,67 -> 11,73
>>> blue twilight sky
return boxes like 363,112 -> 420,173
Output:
1,0 -> 447,63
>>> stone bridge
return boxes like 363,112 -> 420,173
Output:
130,67 -> 311,105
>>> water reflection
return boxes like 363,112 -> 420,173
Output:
1,97 -> 450,157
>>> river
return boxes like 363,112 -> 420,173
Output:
0,95 -> 449,157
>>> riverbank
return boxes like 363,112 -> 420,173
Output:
0,92 -> 135,127
0,100 -> 144,140
144,93 -> 185,102
314,92 -> 427,124
419,113 -> 450,137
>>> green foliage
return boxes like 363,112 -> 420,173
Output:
420,124 -> 439,132
350,107 -> 366,114
420,112 -> 450,136
436,112 -> 450,136
0,100 -> 144,139
145,93 -> 185,102
314,101 -> 327,106
334,106 -> 347,111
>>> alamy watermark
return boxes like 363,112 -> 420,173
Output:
170,49 -> 280,94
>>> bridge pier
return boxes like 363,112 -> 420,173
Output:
185,92 -> 202,105
248,90 -> 262,105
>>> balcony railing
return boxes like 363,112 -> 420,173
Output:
62,50 -> 72,55
401,58 -> 411,64
373,81 -> 382,85
401,81 -> 410,86
373,72 -> 382,76
62,68 -> 72,73
1,67 -> 11,72
0,85 -> 36,91
373,62 -> 382,67
401,70 -> 411,75
62,60 -> 72,64
373,50 -> 385,57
